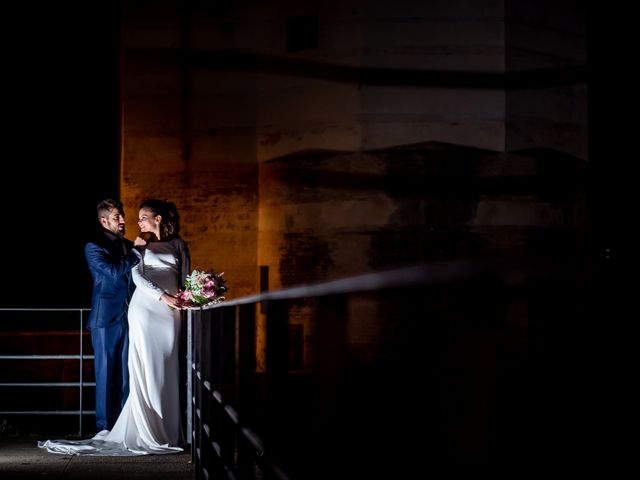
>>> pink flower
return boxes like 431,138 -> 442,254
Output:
177,269 -> 228,308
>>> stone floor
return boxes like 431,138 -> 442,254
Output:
0,436 -> 194,480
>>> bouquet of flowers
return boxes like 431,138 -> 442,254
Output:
177,269 -> 228,308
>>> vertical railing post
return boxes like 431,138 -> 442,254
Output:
186,309 -> 193,445
236,303 -> 257,479
79,308 -> 84,436
264,299 -> 289,452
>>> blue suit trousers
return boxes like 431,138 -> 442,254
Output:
90,321 -> 129,431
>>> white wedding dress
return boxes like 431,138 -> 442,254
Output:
39,238 -> 190,456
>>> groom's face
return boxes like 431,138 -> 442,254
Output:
102,207 -> 126,237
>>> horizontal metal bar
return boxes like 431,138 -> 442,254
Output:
0,308 -> 92,436
240,427 -> 264,454
0,382 -> 96,387
224,404 -> 239,425
211,440 -> 222,458
0,410 -> 95,415
0,355 -> 94,360
199,260 -> 498,308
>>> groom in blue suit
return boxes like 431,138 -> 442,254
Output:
85,198 -> 140,432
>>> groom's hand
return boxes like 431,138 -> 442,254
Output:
139,232 -> 157,243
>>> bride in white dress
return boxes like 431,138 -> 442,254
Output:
39,199 -> 190,456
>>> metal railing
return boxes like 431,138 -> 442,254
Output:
188,260 -> 532,479
0,308 -> 93,435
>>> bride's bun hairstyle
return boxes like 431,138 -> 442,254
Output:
139,198 -> 180,240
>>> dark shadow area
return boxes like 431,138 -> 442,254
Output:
193,258 -> 591,479
1,3 -> 121,308
586,3 -> 637,474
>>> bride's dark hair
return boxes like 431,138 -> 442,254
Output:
139,198 -> 180,240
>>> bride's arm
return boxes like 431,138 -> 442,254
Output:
131,263 -> 181,307
131,259 -> 165,301
131,235 -> 171,302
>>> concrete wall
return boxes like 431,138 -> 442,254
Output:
260,143 -> 589,290
358,0 -> 507,152
505,0 -> 588,159
119,0 -> 587,296
120,1 -> 261,297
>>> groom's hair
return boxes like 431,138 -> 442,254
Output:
96,198 -> 124,221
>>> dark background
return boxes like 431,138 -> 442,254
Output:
0,4 -> 632,312
0,1 -> 635,471
1,3 -> 120,307
587,5 -> 636,471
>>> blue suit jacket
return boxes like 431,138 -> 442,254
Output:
85,231 -> 140,329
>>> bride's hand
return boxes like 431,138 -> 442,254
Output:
134,232 -> 157,247
139,232 -> 157,242
160,292 -> 182,309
